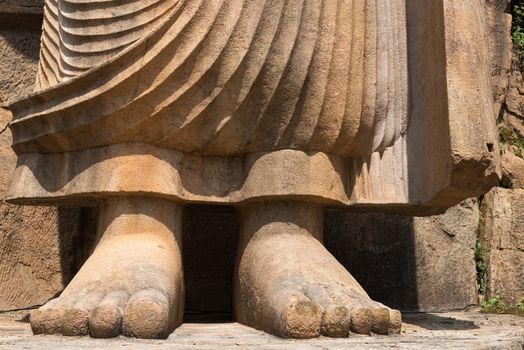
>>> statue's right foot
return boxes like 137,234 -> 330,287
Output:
234,201 -> 401,338
30,198 -> 184,339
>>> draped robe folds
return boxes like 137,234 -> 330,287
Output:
6,0 -> 500,215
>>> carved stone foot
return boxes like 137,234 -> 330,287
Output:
234,201 -> 401,338
30,198 -> 184,339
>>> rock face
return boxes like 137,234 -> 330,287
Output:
501,150 -> 524,189
410,201 -> 480,311
477,0 -> 524,307
505,56 -> 524,126
0,2 -> 96,311
325,199 -> 479,312
0,6 -> 41,105
480,188 -> 524,304
0,106 -> 95,311
0,107 -> 94,311
485,0 -> 513,115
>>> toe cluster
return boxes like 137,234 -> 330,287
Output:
277,291 -> 402,338
30,289 -> 174,339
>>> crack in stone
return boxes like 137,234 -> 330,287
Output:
0,304 -> 42,313
0,123 -> 8,136
0,107 -> 10,136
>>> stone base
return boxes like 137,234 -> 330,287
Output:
0,311 -> 523,349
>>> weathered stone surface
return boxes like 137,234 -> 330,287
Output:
506,55 -> 524,121
410,200 -> 479,311
0,6 -> 96,312
7,0 -> 499,215
0,205 -> 82,311
1,106 -> 95,310
502,49 -> 524,139
0,17 -> 40,105
0,0 -> 43,16
325,199 -> 479,312
0,108 -> 15,196
485,0 -> 512,114
480,187 -> 524,305
1,311 -> 524,350
0,39 -> 68,311
501,149 -> 524,189
504,113 -> 524,137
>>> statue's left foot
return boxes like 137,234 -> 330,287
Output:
29,198 -> 185,339
234,201 -> 401,338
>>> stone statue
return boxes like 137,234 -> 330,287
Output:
6,0 -> 499,339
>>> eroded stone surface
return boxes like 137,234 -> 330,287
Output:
501,150 -> 524,189
0,13 -> 40,105
31,198 -> 185,339
7,0 -> 499,214
480,187 -> 524,304
0,12 -> 95,312
485,0 -> 512,115
235,201 -> 401,338
326,199 -> 479,312
0,311 -> 523,350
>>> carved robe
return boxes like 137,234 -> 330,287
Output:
7,0 -> 499,215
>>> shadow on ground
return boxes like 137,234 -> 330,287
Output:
403,313 -> 479,330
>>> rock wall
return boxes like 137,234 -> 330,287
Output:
477,0 -> 524,306
0,1 -> 96,311
480,188 -> 524,304
325,199 -> 479,311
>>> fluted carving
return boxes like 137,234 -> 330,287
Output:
7,0 -> 499,214
12,0 -> 408,158
37,0 -> 178,88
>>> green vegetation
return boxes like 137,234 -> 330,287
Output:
481,294 -> 506,312
480,294 -> 524,317
474,241 -> 486,296
475,240 -> 523,317
512,2 -> 524,64
499,125 -> 524,158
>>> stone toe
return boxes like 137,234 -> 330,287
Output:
321,304 -> 350,337
89,290 -> 129,338
349,306 -> 373,334
388,308 -> 402,334
61,293 -> 104,336
278,291 -> 324,339
30,299 -> 64,335
370,305 -> 390,335
122,289 -> 172,339
30,295 -> 81,335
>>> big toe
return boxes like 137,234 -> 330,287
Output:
278,291 -> 324,339
122,289 -> 172,339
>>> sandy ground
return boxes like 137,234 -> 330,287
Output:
0,310 -> 523,349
